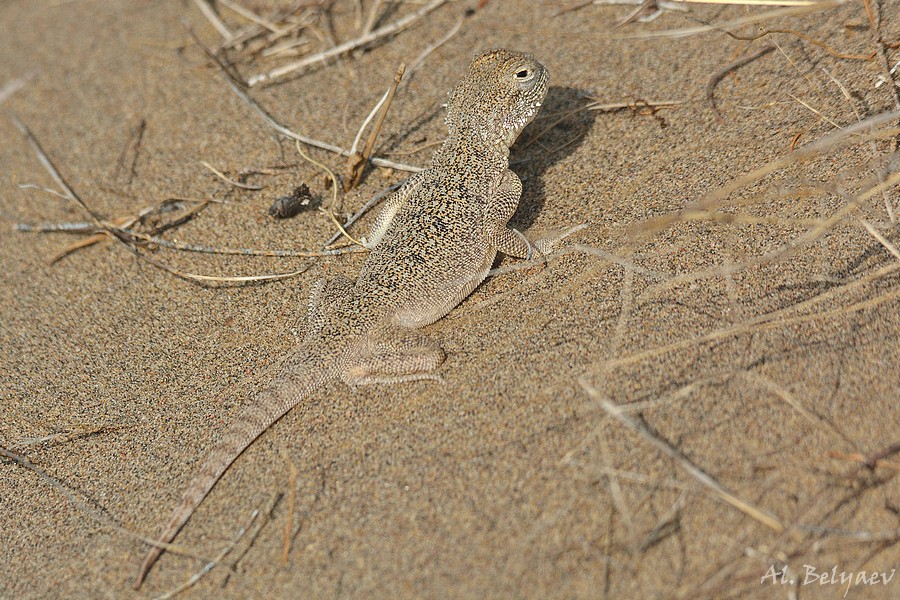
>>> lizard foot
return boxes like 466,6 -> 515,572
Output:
531,223 -> 589,255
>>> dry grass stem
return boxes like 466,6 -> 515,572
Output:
133,251 -> 312,285
636,111 -> 900,237
12,117 -> 325,283
828,451 -> 900,472
605,261 -> 900,371
9,424 -> 122,449
280,449 -> 298,567
586,98 -> 686,112
674,0 -> 823,4
193,0 -> 232,39
321,181 -> 404,248
200,160 -> 264,190
860,219 -> 900,261
404,13 -> 466,82
293,139 -> 338,209
788,93 -> 843,129
582,381 -> 786,532
745,372 -> 854,447
223,78 -> 421,173
610,1 -> 842,40
217,0 -> 282,33
346,64 -> 406,190
706,45 -> 775,118
151,507 -> 259,600
130,231 -> 366,258
246,0 -> 448,86
0,445 -> 208,562
10,114 -> 102,224
0,72 -> 34,106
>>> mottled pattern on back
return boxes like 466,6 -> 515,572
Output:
356,49 -> 549,326
135,49 -> 549,589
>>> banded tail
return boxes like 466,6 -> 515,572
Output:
133,351 -> 338,588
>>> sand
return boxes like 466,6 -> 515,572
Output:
1,0 -> 898,598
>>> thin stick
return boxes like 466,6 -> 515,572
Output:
706,45 -> 775,118
50,234 -> 108,264
0,72 -> 34,106
151,508 -> 259,600
582,382 -> 786,532
185,22 -> 419,173
129,249 -> 312,284
321,181 -> 403,247
280,449 -> 297,567
223,77 -> 422,173
9,424 -> 122,449
127,231 -> 366,258
860,219 -> 900,261
10,114 -> 102,224
359,64 -> 405,168
636,110 -> 900,236
291,138 -> 363,245
674,0 -> 828,5
609,1 -> 841,40
745,372 -> 854,447
586,98 -> 686,112
350,85 -> 393,157
246,0 -> 447,86
0,445 -> 208,562
217,0 -> 282,33
12,113 -> 314,284
828,451 -> 900,472
788,93 -> 843,130
193,0 -> 232,39
346,64 -> 405,190
15,220 -> 97,233
823,67 -> 896,223
359,0 -> 383,37
200,160 -> 264,190
604,261 -> 900,371
404,14 -> 465,83
320,207 -> 364,246
294,140 -> 339,210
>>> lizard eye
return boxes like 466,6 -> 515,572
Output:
513,67 -> 538,90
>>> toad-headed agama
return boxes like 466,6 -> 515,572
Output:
135,49 -> 558,587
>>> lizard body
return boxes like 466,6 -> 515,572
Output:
135,48 -> 549,588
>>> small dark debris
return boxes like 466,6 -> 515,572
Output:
268,184 -> 314,219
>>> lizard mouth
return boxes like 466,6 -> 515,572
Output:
506,96 -> 546,147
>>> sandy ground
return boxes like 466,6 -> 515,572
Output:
1,0 -> 899,598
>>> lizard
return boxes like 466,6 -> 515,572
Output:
134,48 -> 553,588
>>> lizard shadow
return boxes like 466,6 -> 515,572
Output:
506,86 -> 598,233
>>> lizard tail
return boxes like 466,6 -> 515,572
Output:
133,351 -> 336,589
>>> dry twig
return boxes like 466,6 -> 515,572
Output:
345,64 -> 405,190
581,381 -> 786,532
706,45 -> 775,118
246,0 -> 448,86
0,445 -> 208,562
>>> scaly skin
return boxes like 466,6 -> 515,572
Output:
134,48 -> 549,588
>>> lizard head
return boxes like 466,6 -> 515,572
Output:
446,49 -> 549,150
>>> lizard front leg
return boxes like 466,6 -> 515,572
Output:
488,170 -> 585,259
487,170 -> 535,259
364,172 -> 425,249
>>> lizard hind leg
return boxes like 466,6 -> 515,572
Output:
342,329 -> 446,385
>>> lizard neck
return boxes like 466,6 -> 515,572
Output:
431,132 -> 510,173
